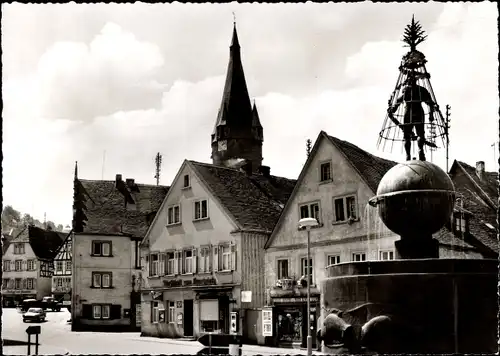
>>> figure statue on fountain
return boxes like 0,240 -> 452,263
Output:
388,72 -> 437,161
377,15 -> 447,162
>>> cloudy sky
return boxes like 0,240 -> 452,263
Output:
2,2 -> 498,226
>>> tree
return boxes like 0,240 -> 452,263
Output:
46,221 -> 56,231
22,213 -> 34,225
1,205 -> 21,230
56,224 -> 64,232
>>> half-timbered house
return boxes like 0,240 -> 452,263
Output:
2,225 -> 65,307
52,231 -> 73,307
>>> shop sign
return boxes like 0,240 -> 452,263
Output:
262,308 -> 273,337
241,291 -> 252,303
273,297 -> 319,303
2,290 -> 35,295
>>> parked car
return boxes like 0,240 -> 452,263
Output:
20,299 -> 39,313
41,296 -> 62,312
23,308 -> 46,323
20,297 -> 62,312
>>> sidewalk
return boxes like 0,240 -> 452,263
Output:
131,336 -> 325,355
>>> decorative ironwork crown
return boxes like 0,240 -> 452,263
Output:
403,15 -> 428,51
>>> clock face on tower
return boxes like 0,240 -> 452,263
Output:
218,140 -> 227,152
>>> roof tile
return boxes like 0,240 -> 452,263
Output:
79,179 -> 169,238
190,161 -> 296,232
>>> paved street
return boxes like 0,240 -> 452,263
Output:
2,308 -> 322,355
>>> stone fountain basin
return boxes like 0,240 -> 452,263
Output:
368,189 -> 455,237
321,259 -> 497,354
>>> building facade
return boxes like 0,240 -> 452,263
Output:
264,131 -> 483,348
448,160 -> 499,258
71,165 -> 169,332
2,225 -> 65,307
52,231 -> 73,307
140,160 -> 295,344
139,23 -> 295,344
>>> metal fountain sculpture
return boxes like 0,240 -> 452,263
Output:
317,17 -> 497,354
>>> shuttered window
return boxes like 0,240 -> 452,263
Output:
82,304 -> 93,319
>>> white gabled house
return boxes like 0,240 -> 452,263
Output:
139,159 -> 295,344
263,130 -> 482,348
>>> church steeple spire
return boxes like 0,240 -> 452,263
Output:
211,23 -> 263,172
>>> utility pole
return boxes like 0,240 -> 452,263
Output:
154,153 -> 162,186
445,105 -> 451,172
491,141 -> 498,167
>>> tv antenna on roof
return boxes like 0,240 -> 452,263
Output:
154,153 -> 163,186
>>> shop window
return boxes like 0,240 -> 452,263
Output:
151,301 -> 165,323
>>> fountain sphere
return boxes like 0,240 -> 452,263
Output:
369,160 -> 455,238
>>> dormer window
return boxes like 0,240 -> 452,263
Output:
183,175 -> 190,189
454,214 -> 468,233
320,162 -> 332,182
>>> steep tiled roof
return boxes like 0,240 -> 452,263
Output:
2,233 -> 14,255
450,160 -> 498,255
325,134 -> 397,193
433,226 -> 476,250
190,161 -> 296,232
78,179 -> 169,238
9,225 -> 65,260
267,131 -> 483,252
455,161 -> 498,208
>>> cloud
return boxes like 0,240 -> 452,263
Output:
36,22 -> 165,121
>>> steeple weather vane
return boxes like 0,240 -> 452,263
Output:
232,11 -> 236,25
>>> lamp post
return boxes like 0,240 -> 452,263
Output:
299,217 -> 319,356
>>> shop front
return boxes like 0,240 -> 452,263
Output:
270,294 -> 319,348
2,290 -> 37,307
194,284 -> 239,337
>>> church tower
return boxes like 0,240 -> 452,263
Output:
211,23 -> 263,172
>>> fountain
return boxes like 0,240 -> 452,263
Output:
318,17 -> 498,354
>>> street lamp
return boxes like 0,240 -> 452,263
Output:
299,217 -> 319,356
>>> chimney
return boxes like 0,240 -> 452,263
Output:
126,178 -> 135,188
476,161 -> 485,180
259,165 -> 271,177
116,174 -> 123,184
241,160 -> 253,175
